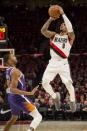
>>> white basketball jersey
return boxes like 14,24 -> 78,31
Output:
50,33 -> 71,59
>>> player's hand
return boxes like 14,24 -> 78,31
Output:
49,17 -> 58,21
58,6 -> 64,15
31,85 -> 39,95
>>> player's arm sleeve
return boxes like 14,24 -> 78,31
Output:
41,18 -> 56,38
62,14 -> 73,33
62,14 -> 75,45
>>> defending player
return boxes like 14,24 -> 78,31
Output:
3,52 -> 42,131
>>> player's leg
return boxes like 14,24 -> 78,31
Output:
42,60 -> 61,110
3,115 -> 18,131
42,59 -> 60,100
3,95 -> 21,131
59,61 -> 76,112
64,80 -> 76,112
19,97 -> 42,131
3,100 -> 19,131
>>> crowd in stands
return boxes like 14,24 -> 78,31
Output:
0,4 -> 87,120
0,54 -> 87,113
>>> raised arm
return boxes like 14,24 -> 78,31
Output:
41,17 -> 56,38
59,6 -> 75,45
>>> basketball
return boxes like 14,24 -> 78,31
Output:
48,5 -> 60,18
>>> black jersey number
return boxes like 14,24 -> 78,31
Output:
62,43 -> 65,49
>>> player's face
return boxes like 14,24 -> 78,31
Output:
60,23 -> 67,32
8,54 -> 17,65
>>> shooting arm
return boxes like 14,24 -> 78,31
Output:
41,17 -> 56,38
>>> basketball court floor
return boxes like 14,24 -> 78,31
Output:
0,121 -> 87,131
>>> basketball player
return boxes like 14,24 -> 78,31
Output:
3,52 -> 42,131
41,6 -> 76,112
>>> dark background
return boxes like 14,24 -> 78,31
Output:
0,0 -> 87,121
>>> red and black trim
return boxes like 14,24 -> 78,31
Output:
50,42 -> 67,59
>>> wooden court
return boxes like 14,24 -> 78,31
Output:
0,121 -> 87,131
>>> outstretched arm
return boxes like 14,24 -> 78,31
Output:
41,17 -> 56,38
9,69 -> 38,95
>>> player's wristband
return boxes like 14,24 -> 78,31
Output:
62,14 -> 73,33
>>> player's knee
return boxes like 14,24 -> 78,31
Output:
33,112 -> 42,125
35,110 -> 42,120
38,113 -> 42,122
42,79 -> 50,88
30,109 -> 42,122
42,81 -> 46,88
64,80 -> 72,87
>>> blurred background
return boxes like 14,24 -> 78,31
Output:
0,0 -> 87,121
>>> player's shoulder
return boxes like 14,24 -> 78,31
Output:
11,67 -> 21,76
12,67 -> 18,72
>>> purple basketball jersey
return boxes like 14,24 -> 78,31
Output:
6,67 -> 26,91
5,67 -> 35,115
